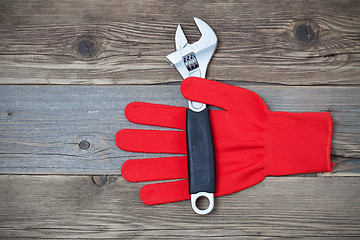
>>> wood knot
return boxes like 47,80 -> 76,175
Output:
295,22 -> 316,43
7,111 -> 13,116
79,140 -> 90,150
77,39 -> 96,57
92,175 -> 108,186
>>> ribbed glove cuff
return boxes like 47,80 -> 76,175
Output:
265,111 -> 333,176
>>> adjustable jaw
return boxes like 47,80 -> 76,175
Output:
166,17 -> 217,79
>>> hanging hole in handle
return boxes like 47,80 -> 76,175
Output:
196,196 -> 210,210
191,192 -> 214,215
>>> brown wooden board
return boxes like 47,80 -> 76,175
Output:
0,84 -> 359,175
0,0 -> 359,85
0,175 -> 359,239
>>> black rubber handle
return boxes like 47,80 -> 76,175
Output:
186,107 -> 215,194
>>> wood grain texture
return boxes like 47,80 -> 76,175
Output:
0,84 -> 359,175
0,0 -> 359,85
0,1 -> 359,239
0,175 -> 359,239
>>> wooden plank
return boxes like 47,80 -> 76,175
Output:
0,84 -> 359,175
0,0 -> 359,85
0,175 -> 359,239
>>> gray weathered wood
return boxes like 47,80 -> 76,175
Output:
0,1 -> 359,239
0,175 -> 359,239
0,0 -> 359,85
0,85 -> 359,175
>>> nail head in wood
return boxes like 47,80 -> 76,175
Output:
77,39 -> 96,57
92,175 -> 108,186
79,140 -> 90,150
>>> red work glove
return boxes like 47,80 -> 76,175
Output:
116,77 -> 333,205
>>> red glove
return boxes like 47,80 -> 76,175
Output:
116,77 -> 333,205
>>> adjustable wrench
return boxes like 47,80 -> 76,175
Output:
166,18 -> 217,215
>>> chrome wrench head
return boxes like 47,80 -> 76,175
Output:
166,17 -> 217,79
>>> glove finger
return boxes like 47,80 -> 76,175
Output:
126,102 -> 228,129
121,156 -> 187,182
125,102 -> 186,130
140,179 -> 190,205
181,77 -> 268,113
116,129 -> 186,154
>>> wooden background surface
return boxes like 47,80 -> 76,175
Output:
0,0 -> 359,238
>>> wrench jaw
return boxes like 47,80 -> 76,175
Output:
194,17 -> 217,78
175,25 -> 188,51
166,17 -> 217,79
